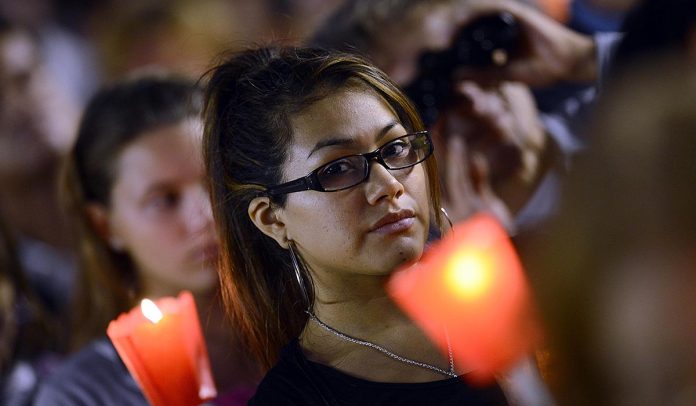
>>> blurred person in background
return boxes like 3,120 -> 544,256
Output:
1,214 -> 61,405
523,56 -> 696,406
0,0 -> 102,104
86,0 -> 345,81
262,0 -> 347,43
445,0 -> 696,130
0,19 -> 80,336
88,0 -> 243,80
481,0 -> 696,148
33,72 -> 260,405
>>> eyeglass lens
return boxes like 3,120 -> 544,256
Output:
316,132 -> 431,192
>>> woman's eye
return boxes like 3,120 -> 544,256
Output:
382,140 -> 410,159
321,159 -> 357,178
148,191 -> 180,211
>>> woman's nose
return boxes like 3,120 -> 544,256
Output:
364,161 -> 405,205
184,185 -> 214,234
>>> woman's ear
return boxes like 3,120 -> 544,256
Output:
248,196 -> 290,249
85,203 -> 125,251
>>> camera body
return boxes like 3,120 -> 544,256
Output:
404,12 -> 522,127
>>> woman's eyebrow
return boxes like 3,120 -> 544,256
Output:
307,121 -> 399,158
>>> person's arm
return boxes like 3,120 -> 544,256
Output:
434,80 -> 559,234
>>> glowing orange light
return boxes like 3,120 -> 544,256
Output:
387,213 -> 541,384
445,250 -> 494,300
538,0 -> 571,23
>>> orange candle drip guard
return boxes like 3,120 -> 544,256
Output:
107,290 -> 217,406
387,213 -> 541,384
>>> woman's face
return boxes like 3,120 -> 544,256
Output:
0,30 -> 78,180
106,119 -> 218,298
277,87 -> 431,280
373,2 -> 458,85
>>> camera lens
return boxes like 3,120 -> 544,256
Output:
452,12 -> 521,67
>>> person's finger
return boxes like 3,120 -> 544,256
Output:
455,81 -> 517,145
446,132 -> 475,198
469,151 -> 490,196
500,82 -> 545,151
470,151 -> 517,234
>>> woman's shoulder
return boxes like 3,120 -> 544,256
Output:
32,337 -> 147,406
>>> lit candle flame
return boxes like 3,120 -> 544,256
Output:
141,299 -> 163,323
445,249 -> 494,299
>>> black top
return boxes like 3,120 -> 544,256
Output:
249,338 -> 509,406
32,337 -> 147,406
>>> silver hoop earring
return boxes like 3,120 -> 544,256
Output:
288,242 -> 310,309
440,207 -> 454,234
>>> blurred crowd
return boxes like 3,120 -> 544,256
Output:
1,0 -> 695,405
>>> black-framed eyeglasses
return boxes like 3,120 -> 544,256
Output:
266,131 -> 433,196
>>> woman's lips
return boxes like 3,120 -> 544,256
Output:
371,216 -> 416,234
193,243 -> 220,263
370,210 -> 416,234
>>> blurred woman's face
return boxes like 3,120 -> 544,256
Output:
106,119 -> 218,298
372,2 -> 458,85
0,30 -> 78,180
276,87 -> 431,285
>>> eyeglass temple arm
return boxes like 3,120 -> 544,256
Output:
266,175 -> 320,196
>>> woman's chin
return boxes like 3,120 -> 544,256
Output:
380,240 -> 425,272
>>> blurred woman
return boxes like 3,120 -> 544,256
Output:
34,72 -> 259,405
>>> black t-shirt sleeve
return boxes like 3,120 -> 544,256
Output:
32,338 -> 147,406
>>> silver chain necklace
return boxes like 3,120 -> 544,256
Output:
306,311 -> 457,378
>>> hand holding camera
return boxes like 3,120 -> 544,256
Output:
406,2 -> 569,224
405,12 -> 522,127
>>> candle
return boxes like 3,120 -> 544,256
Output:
387,213 -> 540,384
107,291 -> 217,406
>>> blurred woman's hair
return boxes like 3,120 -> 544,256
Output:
309,0 -> 447,55
202,46 -> 442,370
0,215 -> 53,373
62,72 -> 203,349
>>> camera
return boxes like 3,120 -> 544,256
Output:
404,12 -> 522,127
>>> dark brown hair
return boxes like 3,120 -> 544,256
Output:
203,46 -> 441,370
62,72 -> 203,349
0,214 -> 54,372
309,0 -> 444,56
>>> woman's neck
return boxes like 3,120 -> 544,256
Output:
307,271 -> 412,337
300,282 -> 455,383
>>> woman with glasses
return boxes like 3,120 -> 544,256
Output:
203,47 -> 509,404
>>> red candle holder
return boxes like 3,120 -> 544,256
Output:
387,213 -> 540,384
107,290 -> 217,406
